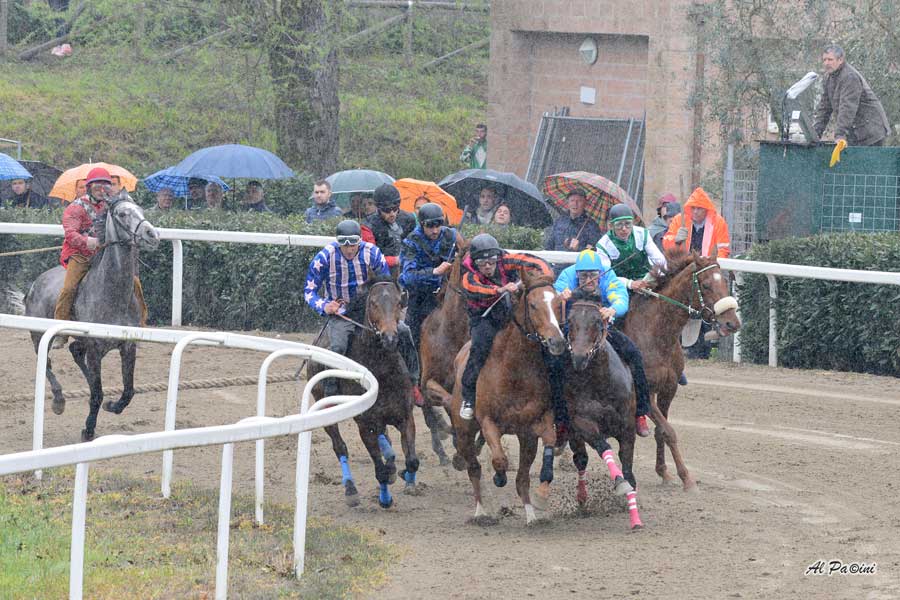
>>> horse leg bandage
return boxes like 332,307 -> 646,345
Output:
378,434 -> 395,461
540,446 -> 554,483
576,470 -> 588,505
339,455 -> 353,485
625,490 -> 643,529
601,449 -> 623,481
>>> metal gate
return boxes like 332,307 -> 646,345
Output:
526,109 -> 645,207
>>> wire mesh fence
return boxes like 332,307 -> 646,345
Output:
820,172 -> 900,233
729,169 -> 758,255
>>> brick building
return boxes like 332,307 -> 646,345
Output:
488,1 -> 707,221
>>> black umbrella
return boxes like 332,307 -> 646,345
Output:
0,160 -> 62,201
438,168 -> 552,228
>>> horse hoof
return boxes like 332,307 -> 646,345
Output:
451,454 -> 466,471
51,398 -> 65,415
379,496 -> 394,509
532,482 -> 550,511
631,523 -> 645,531
613,477 -> 633,496
344,481 -> 359,506
493,471 -> 507,488
438,454 -> 451,467
102,401 -> 122,414
81,429 -> 94,443
683,479 -> 699,493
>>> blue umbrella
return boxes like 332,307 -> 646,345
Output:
323,169 -> 395,209
143,167 -> 230,197
171,144 -> 295,179
0,153 -> 33,181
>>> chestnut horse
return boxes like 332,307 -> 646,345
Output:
622,251 -> 741,491
308,275 -> 418,509
438,264 -> 567,525
565,295 -> 643,530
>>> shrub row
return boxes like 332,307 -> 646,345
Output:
738,232 -> 900,375
0,209 -> 543,332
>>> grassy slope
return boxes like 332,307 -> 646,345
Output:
1,470 -> 393,599
0,8 -> 488,182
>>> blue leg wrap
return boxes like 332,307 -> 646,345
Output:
540,446 -> 555,484
379,482 -> 393,507
403,469 -> 416,484
378,434 -> 395,461
339,455 -> 353,485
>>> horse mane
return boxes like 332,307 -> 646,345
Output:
345,273 -> 394,317
651,249 -> 697,289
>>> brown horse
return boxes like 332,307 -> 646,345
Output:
418,249 -> 470,463
436,264 -> 567,525
308,275 -> 418,508
622,250 -> 741,491
565,294 -> 643,529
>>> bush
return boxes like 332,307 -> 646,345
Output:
1,210 -> 547,332
738,233 -> 900,375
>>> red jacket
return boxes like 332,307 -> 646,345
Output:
60,196 -> 107,267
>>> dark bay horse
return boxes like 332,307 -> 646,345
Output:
622,251 -> 741,491
25,195 -> 160,442
309,275 -> 419,509
435,264 -> 567,525
565,295 -> 643,530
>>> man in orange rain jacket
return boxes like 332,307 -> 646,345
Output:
662,187 -> 731,259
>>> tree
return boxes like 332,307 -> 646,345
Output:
229,0 -> 341,176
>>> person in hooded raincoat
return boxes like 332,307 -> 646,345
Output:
662,187 -> 730,259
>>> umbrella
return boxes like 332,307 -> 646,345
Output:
143,167 -> 231,197
0,153 -> 33,181
543,171 -> 644,232
172,144 -> 294,180
49,162 -> 138,202
438,168 -> 552,228
323,169 -> 394,210
394,178 -> 463,225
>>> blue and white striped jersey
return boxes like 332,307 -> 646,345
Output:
304,241 -> 390,315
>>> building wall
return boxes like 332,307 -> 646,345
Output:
489,0 -> 703,221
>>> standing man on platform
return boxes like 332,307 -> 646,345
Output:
814,44 -> 890,147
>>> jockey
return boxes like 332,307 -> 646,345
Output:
555,249 -> 652,437
459,234 -> 568,440
399,202 -> 460,348
305,219 -> 422,403
53,167 -> 148,348
596,203 -> 667,293
364,184 -> 417,275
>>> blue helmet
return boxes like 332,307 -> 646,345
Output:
574,249 -> 603,272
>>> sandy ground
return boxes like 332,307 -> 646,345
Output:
1,328 -> 900,599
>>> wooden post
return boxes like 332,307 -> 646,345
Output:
404,0 -> 413,68
0,0 -> 8,56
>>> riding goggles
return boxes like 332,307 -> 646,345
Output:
336,234 -> 361,246
422,219 -> 444,228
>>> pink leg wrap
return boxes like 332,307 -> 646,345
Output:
576,470 -> 588,505
626,490 -> 643,529
601,449 -> 624,481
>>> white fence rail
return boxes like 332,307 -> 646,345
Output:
0,314 -> 378,600
4,223 -> 900,366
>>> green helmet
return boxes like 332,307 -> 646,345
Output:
608,203 -> 635,223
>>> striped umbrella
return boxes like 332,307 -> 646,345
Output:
542,171 -> 643,232
0,153 -> 33,181
143,167 -> 230,197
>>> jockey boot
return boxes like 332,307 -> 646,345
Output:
133,276 -> 149,326
635,415 -> 651,437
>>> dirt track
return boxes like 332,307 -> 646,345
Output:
1,328 -> 899,599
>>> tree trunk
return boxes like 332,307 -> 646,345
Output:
267,1 -> 340,177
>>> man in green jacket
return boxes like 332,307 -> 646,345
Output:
459,123 -> 487,169
814,45 -> 890,147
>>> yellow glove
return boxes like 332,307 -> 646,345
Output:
829,139 -> 847,167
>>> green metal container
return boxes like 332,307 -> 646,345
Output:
756,141 -> 900,241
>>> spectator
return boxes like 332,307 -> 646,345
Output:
187,178 -> 207,210
347,193 -> 366,219
74,179 -> 87,200
653,201 -> 681,248
814,44 -> 890,147
305,179 -> 343,223
460,123 -> 488,169
363,196 -> 377,217
109,175 -> 123,195
413,195 -> 429,214
152,188 -> 174,212
365,183 -> 416,274
205,182 -> 224,210
543,188 -> 602,252
242,180 -> 272,213
462,185 -> 500,225
4,178 -> 51,209
492,203 -> 512,227
648,193 -> 677,248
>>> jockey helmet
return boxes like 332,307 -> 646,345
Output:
470,233 -> 501,261
608,203 -> 635,223
418,202 -> 444,225
374,183 -> 401,209
574,249 -> 603,272
335,219 -> 361,237
85,167 -> 113,186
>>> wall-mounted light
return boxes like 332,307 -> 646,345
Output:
579,37 -> 598,65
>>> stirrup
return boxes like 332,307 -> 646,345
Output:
459,400 -> 474,421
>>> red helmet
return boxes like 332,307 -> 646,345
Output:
85,167 -> 113,186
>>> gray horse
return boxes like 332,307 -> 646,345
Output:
25,194 -> 160,441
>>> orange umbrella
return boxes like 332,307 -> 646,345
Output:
394,178 -> 464,225
49,162 -> 138,202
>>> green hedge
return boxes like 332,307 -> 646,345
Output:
1,209 -> 544,332
738,233 -> 900,375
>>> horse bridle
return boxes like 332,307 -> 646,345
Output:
566,300 -> 609,362
638,262 -> 737,326
106,199 -> 148,247
511,282 -> 563,349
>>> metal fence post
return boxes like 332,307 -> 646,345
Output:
171,240 -> 183,327
766,274 -> 778,367
70,462 -> 90,600
216,443 -> 234,600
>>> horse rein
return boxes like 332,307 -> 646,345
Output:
511,281 -> 564,349
105,200 -> 148,248
334,281 -> 399,335
636,262 -> 732,325
566,300 -> 609,361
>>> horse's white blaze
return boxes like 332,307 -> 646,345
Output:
542,290 -> 563,336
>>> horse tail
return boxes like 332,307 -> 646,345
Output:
2,286 -> 25,315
